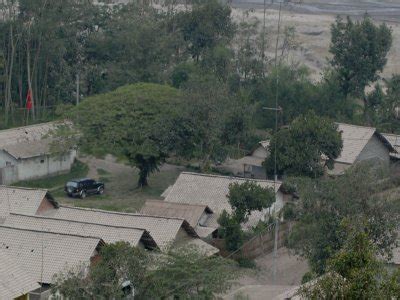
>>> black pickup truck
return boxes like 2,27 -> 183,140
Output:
65,178 -> 104,199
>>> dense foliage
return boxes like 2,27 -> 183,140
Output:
68,83 -> 181,186
53,242 -> 239,299
265,112 -> 343,178
288,163 -> 400,274
300,232 -> 400,299
218,181 -> 275,251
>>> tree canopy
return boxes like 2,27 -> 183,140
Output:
265,111 -> 343,178
53,242 -> 239,299
68,83 -> 182,187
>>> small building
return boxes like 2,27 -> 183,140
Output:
0,249 -> 40,300
39,205 -> 217,254
382,133 -> 400,161
329,123 -> 395,175
140,200 -> 217,238
0,225 -> 104,295
163,172 -> 293,232
0,121 -> 77,184
3,213 -> 158,250
221,141 -> 270,179
0,186 -> 58,222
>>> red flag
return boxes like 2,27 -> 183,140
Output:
26,89 -> 32,110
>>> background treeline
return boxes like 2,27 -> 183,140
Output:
0,0 -> 398,136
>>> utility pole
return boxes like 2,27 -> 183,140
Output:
76,73 -> 80,106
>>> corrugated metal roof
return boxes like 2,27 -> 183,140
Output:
0,249 -> 40,299
41,206 -> 196,249
163,172 -> 282,228
0,226 -> 102,284
140,200 -> 212,228
335,123 -> 376,164
0,186 -> 48,220
3,213 -> 157,249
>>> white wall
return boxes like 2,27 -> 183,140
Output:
16,151 -> 75,181
0,150 -> 16,167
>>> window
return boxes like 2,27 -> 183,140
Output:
5,161 -> 11,166
40,159 -> 45,163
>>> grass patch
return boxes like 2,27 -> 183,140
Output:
14,160 -> 89,190
97,168 -> 110,176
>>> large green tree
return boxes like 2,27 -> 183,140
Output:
53,242 -> 239,299
68,83 -> 182,187
300,231 -> 400,299
288,163 -> 400,274
265,111 -> 342,178
329,15 -> 392,98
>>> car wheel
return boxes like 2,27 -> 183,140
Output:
98,187 -> 104,195
80,190 -> 86,199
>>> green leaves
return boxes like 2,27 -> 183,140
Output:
265,111 -> 343,178
330,15 -> 392,97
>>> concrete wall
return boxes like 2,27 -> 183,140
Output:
0,150 -> 76,184
356,134 -> 390,165
328,161 -> 352,176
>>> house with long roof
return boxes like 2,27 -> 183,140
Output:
140,200 -> 216,238
0,226 -> 104,286
0,249 -> 40,300
329,123 -> 395,175
39,204 -> 217,254
0,121 -> 76,184
0,186 -> 58,222
3,213 -> 158,250
162,172 -> 293,233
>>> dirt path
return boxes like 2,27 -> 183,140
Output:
226,247 -> 308,299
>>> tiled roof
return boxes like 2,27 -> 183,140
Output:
0,226 -> 103,284
335,123 -> 377,164
3,213 -> 157,249
0,249 -> 40,299
0,121 -> 60,148
41,205 -> 197,249
140,200 -> 212,228
0,186 -> 48,220
163,172 -> 282,227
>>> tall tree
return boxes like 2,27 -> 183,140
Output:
265,111 -> 342,178
329,15 -> 392,98
288,163 -> 400,274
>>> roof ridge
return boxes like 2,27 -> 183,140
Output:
8,213 -> 148,232
336,122 -> 376,131
58,205 -> 187,222
0,185 -> 48,193
0,121 -> 60,134
145,199 -> 210,209
0,224 -> 103,241
180,172 -> 282,184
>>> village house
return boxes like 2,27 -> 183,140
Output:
39,205 -> 218,254
329,123 -> 395,175
0,121 -> 76,185
0,249 -> 40,300
162,172 -> 294,233
0,225 -> 104,298
3,213 -> 158,250
0,186 -> 58,222
222,141 -> 270,179
382,133 -> 400,161
140,200 -> 217,238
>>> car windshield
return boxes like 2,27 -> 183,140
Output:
66,181 -> 78,188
